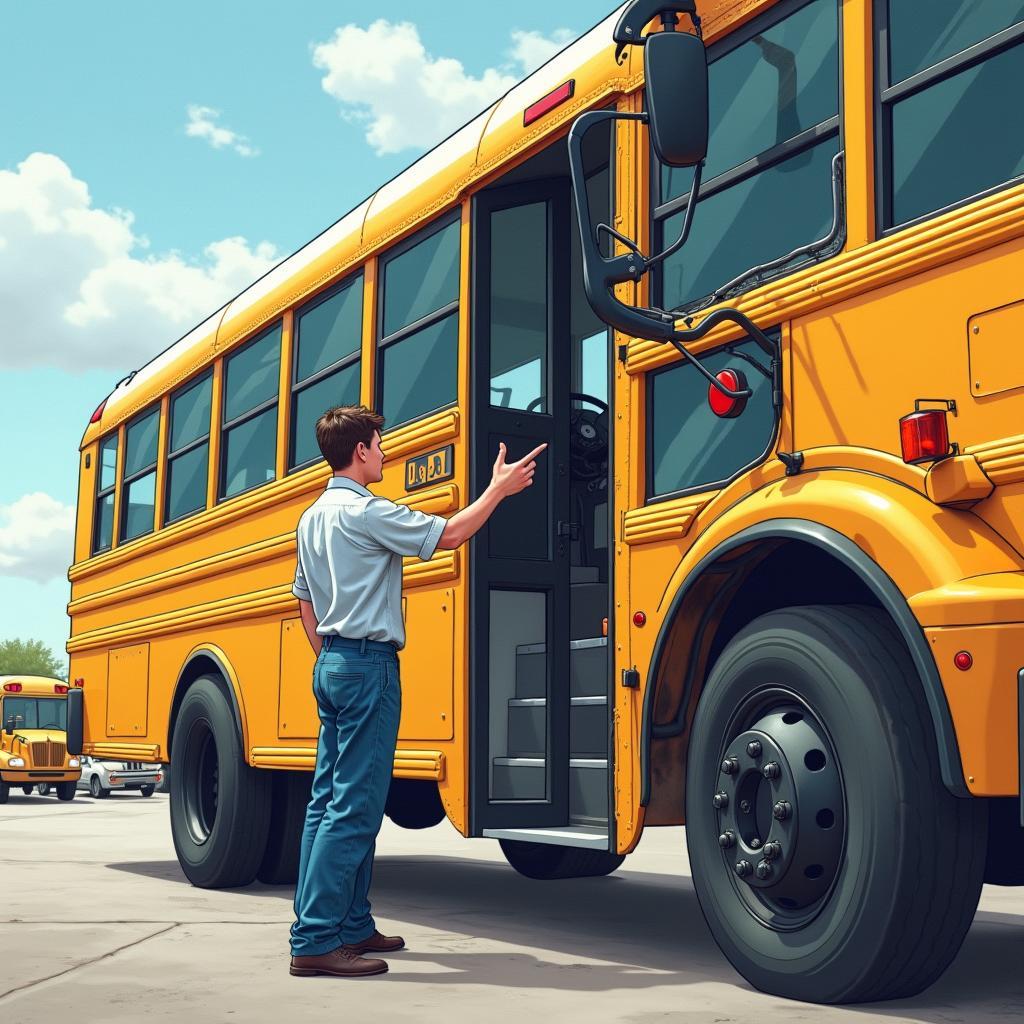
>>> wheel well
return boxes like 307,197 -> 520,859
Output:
643,535 -> 939,824
166,653 -> 243,761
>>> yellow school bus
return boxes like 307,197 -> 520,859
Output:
68,0 -> 1024,1002
0,677 -> 82,801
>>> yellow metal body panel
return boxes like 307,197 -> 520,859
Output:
106,643 -> 149,737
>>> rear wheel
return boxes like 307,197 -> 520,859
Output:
257,770 -> 311,884
56,781 -> 76,801
170,675 -> 271,888
22,785 -> 34,795
37,783 -> 52,796
499,839 -> 624,880
385,778 -> 446,829
685,605 -> 986,1004
89,775 -> 108,799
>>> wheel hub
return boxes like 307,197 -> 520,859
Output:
714,702 -> 845,921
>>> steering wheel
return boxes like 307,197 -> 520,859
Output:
525,392 -> 608,481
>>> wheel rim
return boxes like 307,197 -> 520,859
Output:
90,777 -> 100,797
712,687 -> 846,931
182,718 -> 219,845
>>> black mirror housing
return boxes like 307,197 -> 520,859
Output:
646,30 -> 708,167
66,687 -> 84,755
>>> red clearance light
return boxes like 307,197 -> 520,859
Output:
708,369 -> 749,419
73,677 -> 85,688
3,682 -> 23,692
954,650 -> 973,671
899,409 -> 951,464
523,80 -> 575,127
89,398 -> 107,424
633,611 -> 647,627
54,684 -> 68,694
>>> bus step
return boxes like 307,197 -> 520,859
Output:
490,757 -> 609,824
481,824 -> 609,850
507,695 -> 607,758
514,636 -> 608,700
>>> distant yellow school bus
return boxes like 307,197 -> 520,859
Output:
68,0 -> 1024,1002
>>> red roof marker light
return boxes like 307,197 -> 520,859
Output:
89,398 -> 107,424
523,80 -> 575,127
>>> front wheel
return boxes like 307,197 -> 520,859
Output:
169,675 -> 271,888
685,605 -> 986,1004
22,785 -> 34,795
499,839 -> 624,880
140,785 -> 155,797
56,782 -> 76,801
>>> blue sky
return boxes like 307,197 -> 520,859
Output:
0,0 -> 613,665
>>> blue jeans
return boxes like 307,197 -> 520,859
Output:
290,637 -> 401,956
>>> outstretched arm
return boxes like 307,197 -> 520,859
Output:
436,441 -> 546,549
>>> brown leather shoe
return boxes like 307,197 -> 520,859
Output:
342,929 -> 406,954
290,946 -> 388,977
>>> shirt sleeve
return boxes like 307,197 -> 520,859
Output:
292,537 -> 312,601
360,496 -> 447,560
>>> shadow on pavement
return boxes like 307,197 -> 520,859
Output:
106,852 -> 1024,1014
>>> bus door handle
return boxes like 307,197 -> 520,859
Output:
557,521 -> 580,540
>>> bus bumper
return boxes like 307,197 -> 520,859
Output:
1,770 -> 81,783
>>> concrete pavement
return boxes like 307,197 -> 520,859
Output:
2,789 -> 1024,1022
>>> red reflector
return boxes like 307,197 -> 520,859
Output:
633,611 -> 646,627
54,684 -> 68,694
954,650 -> 973,671
899,409 -> 950,464
73,677 -> 85,688
523,80 -> 575,126
89,398 -> 107,424
708,368 -> 749,419
3,682 -> 23,692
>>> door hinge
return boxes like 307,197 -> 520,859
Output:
621,667 -> 640,689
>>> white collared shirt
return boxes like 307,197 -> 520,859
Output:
292,476 -> 446,649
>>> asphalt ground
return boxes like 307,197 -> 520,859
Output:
2,790 -> 1024,1022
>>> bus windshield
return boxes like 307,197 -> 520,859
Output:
2,697 -> 67,731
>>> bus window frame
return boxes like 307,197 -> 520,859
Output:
289,270 -> 364,473
164,369 -> 214,527
873,1 -> 1024,236
643,330 -> 782,505
650,0 -> 844,314
217,320 -> 283,503
91,430 -> 120,555
118,405 -> 161,545
375,210 -> 462,434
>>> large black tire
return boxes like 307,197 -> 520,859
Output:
170,675 -> 271,888
257,770 -> 311,885
89,775 -> 108,799
0,782 -> 9,804
385,778 -> 446,829
56,781 -> 76,801
499,839 -> 624,880
37,783 -> 52,796
140,785 -> 155,797
22,785 -> 34,795
685,605 -> 987,1004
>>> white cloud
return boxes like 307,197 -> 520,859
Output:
312,21 -> 574,155
0,153 -> 279,371
185,105 -> 259,157
0,493 -> 75,585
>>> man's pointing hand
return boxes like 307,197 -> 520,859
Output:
491,441 -> 547,497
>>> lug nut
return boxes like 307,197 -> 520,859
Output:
762,761 -> 781,780
746,740 -> 762,758
735,860 -> 753,878
718,830 -> 735,849
750,837 -> 762,849
720,756 -> 739,776
739,799 -> 751,813
763,840 -> 782,860
772,800 -> 792,821
755,860 -> 772,880
712,791 -> 729,810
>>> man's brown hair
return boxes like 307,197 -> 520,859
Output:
315,405 -> 385,470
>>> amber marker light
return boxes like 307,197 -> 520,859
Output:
954,651 -> 973,671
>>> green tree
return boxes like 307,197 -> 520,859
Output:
0,638 -> 66,680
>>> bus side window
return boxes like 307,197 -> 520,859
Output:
166,371 -> 213,525
290,274 -> 363,469
93,432 -> 119,554
219,322 -> 282,501
120,407 -> 160,544
377,218 -> 460,430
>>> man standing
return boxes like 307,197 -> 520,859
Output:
289,405 -> 544,978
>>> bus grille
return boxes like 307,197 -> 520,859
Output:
31,741 -> 66,768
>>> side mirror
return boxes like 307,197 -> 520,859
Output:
3,717 -> 13,736
646,29 -> 708,167
66,687 -> 84,755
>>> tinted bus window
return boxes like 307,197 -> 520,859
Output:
166,372 -> 212,523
